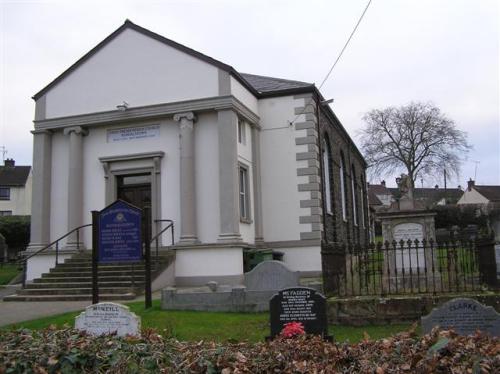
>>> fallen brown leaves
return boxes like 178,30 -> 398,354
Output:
0,326 -> 498,373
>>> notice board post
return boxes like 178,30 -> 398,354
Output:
91,210 -> 99,304
144,206 -> 152,309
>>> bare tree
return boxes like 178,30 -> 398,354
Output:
359,102 -> 471,187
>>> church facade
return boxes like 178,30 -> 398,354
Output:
27,21 -> 368,285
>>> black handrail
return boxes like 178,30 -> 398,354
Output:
152,219 -> 175,264
20,224 -> 92,288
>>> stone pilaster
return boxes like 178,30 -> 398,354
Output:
27,130 -> 52,251
251,126 -> 264,244
64,126 -> 88,248
174,112 -> 198,244
217,109 -> 241,242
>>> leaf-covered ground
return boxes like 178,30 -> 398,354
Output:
0,325 -> 498,373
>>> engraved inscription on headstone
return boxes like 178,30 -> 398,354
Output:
75,302 -> 141,337
269,287 -> 328,338
393,222 -> 425,269
421,298 -> 499,337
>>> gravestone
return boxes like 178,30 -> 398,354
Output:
421,298 -> 499,336
75,302 -> 141,337
244,261 -> 299,291
269,287 -> 330,339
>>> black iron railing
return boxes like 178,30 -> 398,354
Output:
19,224 -> 92,288
322,239 -> 497,297
152,219 -> 174,264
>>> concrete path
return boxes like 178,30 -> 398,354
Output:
0,291 -> 162,327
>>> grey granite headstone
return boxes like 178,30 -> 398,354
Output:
421,298 -> 499,336
244,260 -> 299,291
75,302 -> 141,337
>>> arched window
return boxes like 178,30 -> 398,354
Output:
322,138 -> 333,214
340,153 -> 347,221
351,165 -> 358,226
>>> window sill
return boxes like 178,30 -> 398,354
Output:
240,218 -> 253,224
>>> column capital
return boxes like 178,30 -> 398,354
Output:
63,125 -> 88,136
173,112 -> 197,124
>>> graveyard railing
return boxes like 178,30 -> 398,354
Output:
322,238 -> 495,297
151,219 -> 175,266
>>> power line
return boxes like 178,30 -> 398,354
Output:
289,0 -> 373,125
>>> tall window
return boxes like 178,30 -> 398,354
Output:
340,154 -> 347,221
0,187 -> 10,200
238,119 -> 246,144
351,165 -> 358,226
360,175 -> 366,228
322,139 -> 333,214
239,164 -> 251,221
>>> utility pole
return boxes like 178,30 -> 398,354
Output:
472,160 -> 480,181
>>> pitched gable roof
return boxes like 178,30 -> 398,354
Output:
33,20 -> 258,100
240,73 -> 314,97
0,166 -> 31,186
368,184 -> 391,195
474,185 -> 500,202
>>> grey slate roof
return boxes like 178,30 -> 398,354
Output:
474,185 -> 500,202
0,166 -> 31,186
240,73 -> 314,94
388,187 -> 463,206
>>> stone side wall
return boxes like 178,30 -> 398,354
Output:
318,101 -> 369,246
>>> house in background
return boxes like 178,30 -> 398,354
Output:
0,159 -> 32,216
388,185 -> 463,209
457,179 -> 500,209
26,20 -> 369,287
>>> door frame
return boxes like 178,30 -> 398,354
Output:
99,152 -> 164,241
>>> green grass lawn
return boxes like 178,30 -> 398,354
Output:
2,299 -> 413,343
0,263 -> 21,285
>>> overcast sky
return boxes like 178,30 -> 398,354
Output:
1,0 -> 498,188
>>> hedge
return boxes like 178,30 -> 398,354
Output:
0,215 -> 30,251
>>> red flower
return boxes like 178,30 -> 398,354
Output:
281,322 -> 305,338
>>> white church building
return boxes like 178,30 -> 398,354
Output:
27,20 -> 369,286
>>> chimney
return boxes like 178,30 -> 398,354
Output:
381,180 -> 386,187
467,179 -> 475,191
4,158 -> 15,167
434,184 -> 439,190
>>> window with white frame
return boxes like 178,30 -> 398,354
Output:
340,155 -> 347,221
322,139 -> 333,214
239,164 -> 251,221
0,187 -> 10,200
351,165 -> 358,226
238,119 -> 246,145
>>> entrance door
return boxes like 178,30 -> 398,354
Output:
117,174 -> 152,239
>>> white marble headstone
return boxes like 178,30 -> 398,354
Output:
75,302 -> 141,337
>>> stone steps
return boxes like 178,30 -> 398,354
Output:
4,250 -> 174,302
3,293 -> 136,302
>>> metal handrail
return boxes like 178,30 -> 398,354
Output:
152,219 -> 175,265
20,223 -> 92,287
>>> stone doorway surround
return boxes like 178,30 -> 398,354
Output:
99,151 -> 164,241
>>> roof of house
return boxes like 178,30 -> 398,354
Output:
0,166 -> 31,186
368,189 -> 383,206
240,73 -> 314,96
389,187 -> 463,205
368,184 -> 391,195
473,185 -> 500,202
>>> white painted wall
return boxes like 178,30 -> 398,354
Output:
0,171 -> 32,215
26,253 -> 72,281
279,246 -> 321,273
230,76 -> 258,114
175,247 -> 243,277
80,118 -> 181,247
195,113 -> 220,243
457,189 -> 489,205
50,131 -> 69,243
259,96 -> 311,242
44,28 -> 219,118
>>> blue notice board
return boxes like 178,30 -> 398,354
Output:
98,200 -> 142,263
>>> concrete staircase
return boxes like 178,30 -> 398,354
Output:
4,251 -> 174,302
